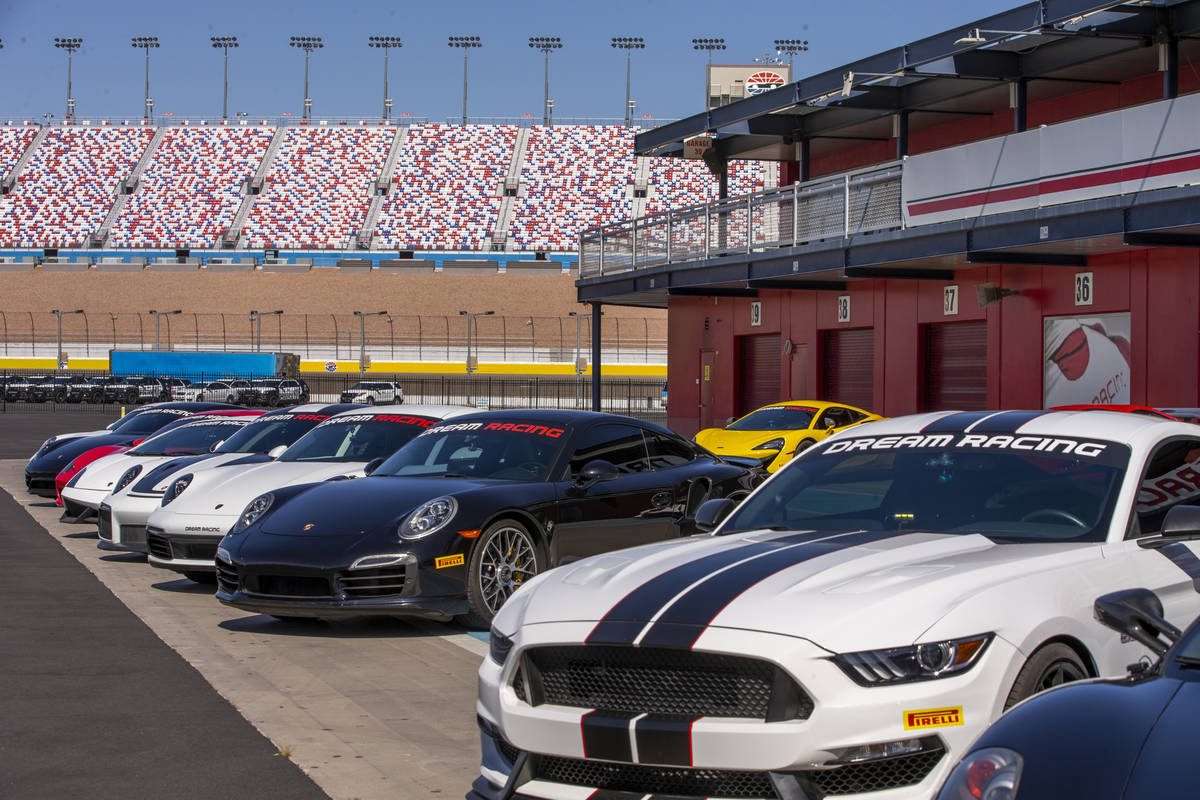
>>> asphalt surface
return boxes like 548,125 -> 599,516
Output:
0,412 -> 329,799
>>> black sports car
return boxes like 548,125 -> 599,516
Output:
216,410 -> 762,626
25,401 -> 240,497
937,508 -> 1200,800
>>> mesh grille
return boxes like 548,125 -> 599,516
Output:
537,757 -> 776,798
497,738 -> 521,765
808,747 -> 944,795
249,573 -> 331,598
97,507 -> 113,541
522,645 -> 810,720
147,533 -> 172,560
215,560 -> 239,594
336,565 -> 409,599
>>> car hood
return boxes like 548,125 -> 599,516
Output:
512,528 -> 1100,652
695,428 -> 801,454
160,459 -> 368,516
77,451 -> 207,493
29,432 -> 140,474
127,452 -> 252,494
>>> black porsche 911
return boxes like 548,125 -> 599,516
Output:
215,409 -> 762,626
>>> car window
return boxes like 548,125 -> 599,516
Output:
817,407 -> 857,429
645,431 -> 696,470
1131,438 -> 1200,537
278,413 -> 438,463
377,420 -> 569,480
728,406 -> 817,431
569,424 -> 649,476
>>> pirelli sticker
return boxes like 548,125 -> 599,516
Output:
435,554 -> 465,569
903,706 -> 963,730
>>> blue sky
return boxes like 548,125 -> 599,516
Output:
2,0 -> 1019,123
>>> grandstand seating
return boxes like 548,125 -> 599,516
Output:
0,126 -> 153,247
242,126 -> 393,249
375,124 -> 516,250
109,126 -> 274,248
508,125 -> 636,251
0,126 -> 37,178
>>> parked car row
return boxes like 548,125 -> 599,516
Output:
1,374 -> 310,406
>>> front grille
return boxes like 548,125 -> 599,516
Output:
497,738 -> 521,765
98,507 -> 113,541
147,533 -> 172,560
807,747 -> 945,796
215,559 -> 239,594
538,757 -> 776,799
336,565 -> 409,598
248,573 -> 332,598
176,540 -> 220,561
520,645 -> 811,720
121,525 -> 147,547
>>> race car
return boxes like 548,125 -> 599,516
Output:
694,400 -> 882,472
339,380 -> 404,405
24,401 -> 241,497
213,410 -> 762,626
56,443 -> 130,513
473,409 -> 1200,800
936,584 -> 1199,800
145,405 -> 473,580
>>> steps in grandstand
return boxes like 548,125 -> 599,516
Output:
1,125 -> 50,194
223,125 -> 285,249
357,124 -> 410,249
490,127 -> 531,250
90,127 -> 167,247
632,156 -> 652,219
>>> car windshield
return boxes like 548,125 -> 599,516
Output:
130,419 -> 250,456
108,409 -> 194,435
215,412 -> 331,454
727,406 -> 818,431
251,380 -> 278,388
376,421 -> 570,481
721,433 -> 1130,543
278,413 -> 439,463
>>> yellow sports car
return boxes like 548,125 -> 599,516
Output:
694,400 -> 882,472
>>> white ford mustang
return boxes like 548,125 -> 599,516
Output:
474,410 -> 1200,800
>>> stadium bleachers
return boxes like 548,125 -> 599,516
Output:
109,126 -> 274,248
0,126 -> 153,248
242,126 -> 394,249
0,126 -> 38,178
375,123 -> 516,250
508,125 -> 636,251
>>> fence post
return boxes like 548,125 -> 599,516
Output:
1,311 -> 7,356
418,316 -> 423,362
330,314 -> 339,360
844,174 -> 851,238
502,316 -> 507,362
221,314 -> 227,352
643,318 -> 649,364
28,312 -> 35,357
137,313 -> 144,350
792,179 -> 800,245
303,314 -> 309,358
666,215 -> 672,264
444,315 -> 450,361
82,312 -> 90,358
193,313 -> 199,350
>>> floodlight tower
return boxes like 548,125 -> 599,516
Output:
130,36 -> 160,122
528,36 -> 562,126
448,36 -> 482,125
54,38 -> 83,122
289,36 -> 324,120
774,38 -> 809,67
368,36 -> 403,120
611,37 -> 645,127
210,36 -> 239,121
692,38 -> 726,108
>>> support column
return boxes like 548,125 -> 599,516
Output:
590,302 -> 602,411
1163,36 -> 1179,99
1012,78 -> 1028,133
894,111 -> 909,158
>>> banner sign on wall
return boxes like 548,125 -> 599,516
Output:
1043,312 -> 1131,408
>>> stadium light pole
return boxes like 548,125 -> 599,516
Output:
353,310 -> 387,375
611,37 -> 644,127
290,36 -> 323,121
692,38 -> 726,108
51,309 -> 83,370
448,36 -> 482,125
54,38 -> 83,122
210,36 -> 239,121
131,37 -> 159,122
148,309 -> 180,351
368,36 -> 402,121
773,38 -> 809,68
528,37 -> 562,126
249,310 -> 283,352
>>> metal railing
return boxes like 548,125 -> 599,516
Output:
580,161 -> 903,277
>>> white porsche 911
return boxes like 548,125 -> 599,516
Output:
474,410 -> 1200,800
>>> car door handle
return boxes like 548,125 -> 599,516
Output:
651,492 -> 672,508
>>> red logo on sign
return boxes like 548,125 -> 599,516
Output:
746,71 -> 785,95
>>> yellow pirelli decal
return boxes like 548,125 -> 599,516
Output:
435,554 -> 465,569
903,706 -> 963,730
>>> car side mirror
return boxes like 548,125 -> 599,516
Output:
1094,588 -> 1180,656
209,439 -> 225,453
575,459 -> 619,487
364,457 -> 385,476
1137,505 -> 1200,549
694,497 -> 737,533
267,445 -> 288,460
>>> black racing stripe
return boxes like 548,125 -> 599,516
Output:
920,411 -> 995,434
580,710 -> 637,762
639,530 -> 906,649
1157,543 -> 1200,592
634,714 -> 699,767
968,411 -> 1049,434
317,403 -> 363,416
220,453 -> 272,468
585,532 -> 836,645
130,454 -> 212,493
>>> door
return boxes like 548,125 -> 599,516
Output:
924,321 -> 987,411
790,343 -> 810,400
700,350 -> 716,430
553,423 -> 677,564
822,328 -> 874,411
738,334 -> 781,416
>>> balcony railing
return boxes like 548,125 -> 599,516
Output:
580,161 -> 903,278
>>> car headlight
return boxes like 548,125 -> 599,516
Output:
752,438 -> 786,452
33,437 -> 57,459
832,633 -> 992,686
936,747 -> 1023,800
114,465 -> 143,493
489,628 -> 514,666
161,474 -> 193,506
398,496 -> 458,540
229,492 -> 275,536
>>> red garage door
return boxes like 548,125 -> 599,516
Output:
822,328 -> 874,411
738,334 -> 781,416
924,320 -> 988,411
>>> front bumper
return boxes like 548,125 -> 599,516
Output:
60,496 -> 97,523
60,484 -> 109,512
146,528 -> 223,573
96,503 -> 148,552
474,623 -> 1020,800
25,470 -> 59,498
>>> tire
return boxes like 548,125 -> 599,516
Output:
1004,643 -> 1088,709
266,393 -> 280,408
124,389 -> 138,405
183,571 -> 217,584
53,390 -> 67,404
460,519 -> 545,629
364,396 -> 376,405
794,438 -> 816,454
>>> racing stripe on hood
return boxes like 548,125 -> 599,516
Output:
1156,543 -> 1200,592
634,714 -> 699,766
130,454 -> 215,493
580,710 -> 639,762
638,529 -> 905,649
585,532 -> 829,645
919,411 -> 995,434
968,410 -> 1049,433
219,453 -> 273,468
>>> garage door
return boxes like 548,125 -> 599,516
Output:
738,334 -> 781,415
924,320 -> 987,411
822,328 -> 874,411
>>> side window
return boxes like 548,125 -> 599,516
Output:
1133,439 -> 1200,537
645,432 -> 696,470
569,424 -> 648,476
815,409 -> 841,430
